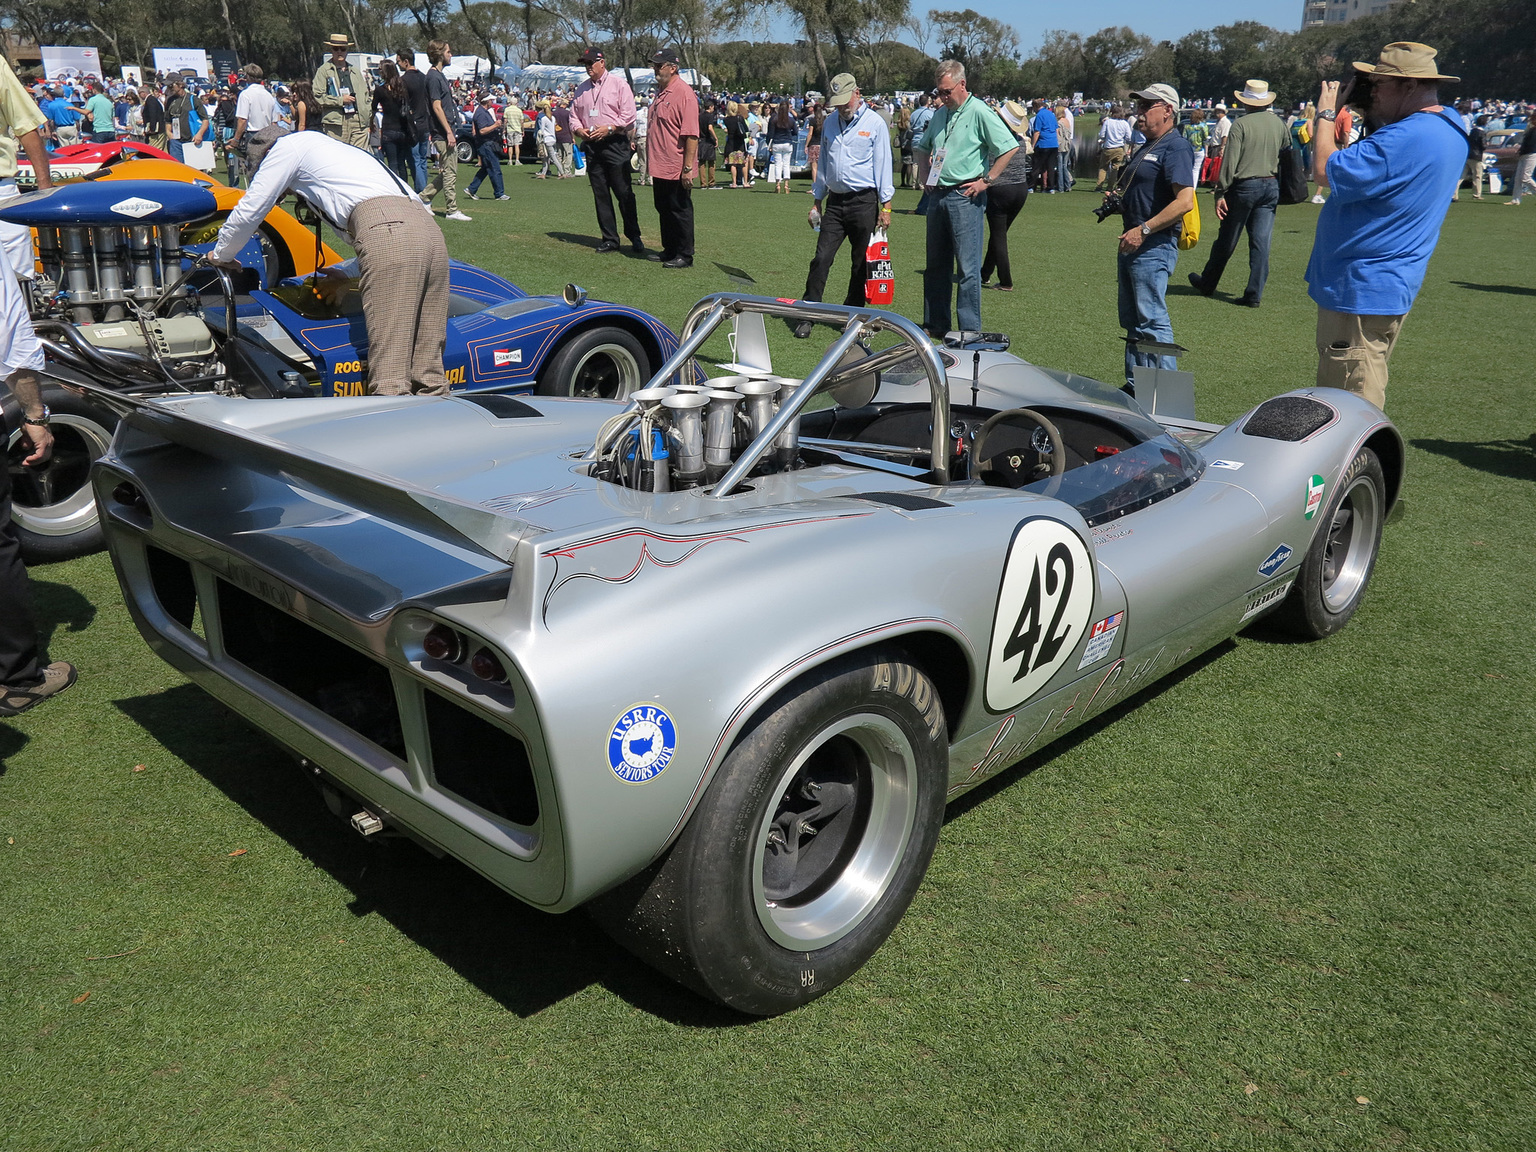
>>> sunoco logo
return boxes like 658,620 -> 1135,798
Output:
110,197 -> 163,219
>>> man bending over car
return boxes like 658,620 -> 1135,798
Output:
208,125 -> 450,397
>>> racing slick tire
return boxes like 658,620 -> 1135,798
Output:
538,326 -> 650,401
1271,446 -> 1385,640
591,651 -> 948,1015
5,385 -> 118,564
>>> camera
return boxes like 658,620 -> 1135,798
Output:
1093,191 -> 1123,223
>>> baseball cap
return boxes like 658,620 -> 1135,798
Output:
650,47 -> 680,66
1130,83 -> 1179,108
828,73 -> 857,107
578,46 -> 604,65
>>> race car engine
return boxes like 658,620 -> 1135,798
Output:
0,179 -> 228,390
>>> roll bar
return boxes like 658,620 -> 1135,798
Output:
647,293 -> 951,497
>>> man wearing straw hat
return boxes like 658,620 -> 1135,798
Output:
312,33 -> 371,150
1188,79 -> 1287,307
1304,42 -> 1467,409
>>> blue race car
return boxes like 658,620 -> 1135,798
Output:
2,179 -> 684,561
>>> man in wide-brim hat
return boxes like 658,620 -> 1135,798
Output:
1188,78 -> 1287,307
1302,43 -> 1467,410
312,32 -> 371,150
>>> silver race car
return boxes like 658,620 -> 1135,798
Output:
90,294 -> 1401,1015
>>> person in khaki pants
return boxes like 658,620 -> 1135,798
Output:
1304,42 -> 1467,409
210,126 -> 450,397
420,40 -> 470,221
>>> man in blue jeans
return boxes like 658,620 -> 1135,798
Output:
1108,83 -> 1195,394
1189,79 -> 1287,307
465,93 -> 507,200
914,60 -> 1018,338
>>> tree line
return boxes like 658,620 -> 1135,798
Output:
2,0 -> 1527,100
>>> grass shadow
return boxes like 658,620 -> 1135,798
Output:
944,641 -> 1236,822
0,724 -> 27,770
1449,281 -> 1536,297
27,578 -> 97,654
545,231 -> 605,251
113,683 -> 747,1027
1411,434 -> 1536,483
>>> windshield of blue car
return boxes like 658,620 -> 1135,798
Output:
1021,433 -> 1203,526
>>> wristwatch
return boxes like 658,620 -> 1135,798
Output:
1317,109 -> 1337,122
1140,223 -> 1151,237
21,406 -> 50,427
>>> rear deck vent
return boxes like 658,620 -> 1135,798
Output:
460,394 -> 543,419
425,690 -> 539,826
146,546 -> 198,631
1242,396 -> 1335,441
217,580 -> 405,759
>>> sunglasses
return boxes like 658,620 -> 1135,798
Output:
935,85 -> 958,97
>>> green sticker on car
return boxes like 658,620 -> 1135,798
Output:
1304,474 -> 1325,520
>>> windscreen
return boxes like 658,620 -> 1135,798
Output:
1021,433 -> 1203,527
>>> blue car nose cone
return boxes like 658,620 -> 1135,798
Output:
0,179 -> 219,227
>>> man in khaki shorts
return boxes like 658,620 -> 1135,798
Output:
210,126 -> 450,397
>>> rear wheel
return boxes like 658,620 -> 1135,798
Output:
591,652 -> 948,1015
456,140 -> 473,164
1271,447 -> 1385,638
537,326 -> 650,400
6,386 -> 119,563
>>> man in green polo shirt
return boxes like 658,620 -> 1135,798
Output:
914,59 -> 1018,337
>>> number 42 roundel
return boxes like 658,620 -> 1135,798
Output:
985,518 -> 1095,712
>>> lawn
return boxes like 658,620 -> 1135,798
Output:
2,166 -> 1533,1151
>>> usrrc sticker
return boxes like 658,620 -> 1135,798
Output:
608,703 -> 677,784
1304,475 -> 1325,519
1209,459 -> 1245,471
1078,611 -> 1124,669
985,518 -> 1095,712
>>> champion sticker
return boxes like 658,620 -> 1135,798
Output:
493,348 -> 521,366
1078,610 -> 1125,669
1258,543 -> 1294,578
608,703 -> 677,784
1304,474 -> 1326,520
109,196 -> 163,219
985,518 -> 1095,712
1209,459 -> 1245,471
1240,580 -> 1294,623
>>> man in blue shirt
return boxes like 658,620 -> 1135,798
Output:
41,88 -> 81,146
796,72 -> 893,336
1305,42 -> 1466,409
1107,83 -> 1195,394
1029,98 -> 1059,192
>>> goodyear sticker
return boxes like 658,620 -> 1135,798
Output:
1304,475 -> 1326,520
1259,543 -> 1293,578
608,703 -> 676,784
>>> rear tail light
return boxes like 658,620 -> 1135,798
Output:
470,647 -> 508,684
423,624 -> 467,663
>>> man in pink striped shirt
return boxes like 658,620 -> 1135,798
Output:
570,47 -> 643,255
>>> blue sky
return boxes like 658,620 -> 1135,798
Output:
762,0 -> 1304,52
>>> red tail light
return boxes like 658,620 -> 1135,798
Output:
470,647 -> 508,683
423,624 -> 466,663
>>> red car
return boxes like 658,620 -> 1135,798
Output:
17,140 -> 177,188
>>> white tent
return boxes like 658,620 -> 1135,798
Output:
411,53 -> 495,82
497,63 -> 710,96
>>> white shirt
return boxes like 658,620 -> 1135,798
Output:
1099,116 -> 1132,148
210,132 -> 425,263
236,82 -> 279,131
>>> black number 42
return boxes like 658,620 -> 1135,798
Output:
1002,542 -> 1076,682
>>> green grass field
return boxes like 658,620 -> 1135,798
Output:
3,168 -> 1533,1150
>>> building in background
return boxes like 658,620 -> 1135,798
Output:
1303,0 -> 1401,27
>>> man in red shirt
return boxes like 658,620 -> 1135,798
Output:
645,49 -> 698,268
570,47 -> 642,254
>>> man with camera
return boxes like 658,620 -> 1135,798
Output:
1304,42 -> 1466,409
1099,83 -> 1194,395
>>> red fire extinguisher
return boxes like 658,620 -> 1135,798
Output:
864,227 -> 893,307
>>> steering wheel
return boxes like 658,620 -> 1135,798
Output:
974,407 -> 1069,487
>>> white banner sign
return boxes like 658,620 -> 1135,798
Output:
41,46 -> 103,84
121,66 -> 143,86
152,48 -> 211,78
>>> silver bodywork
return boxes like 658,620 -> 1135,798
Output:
93,294 -> 1403,915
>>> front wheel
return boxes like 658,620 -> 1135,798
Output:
592,652 -> 949,1015
456,140 -> 473,164
1270,447 -> 1385,638
537,326 -> 650,400
6,385 -> 120,564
